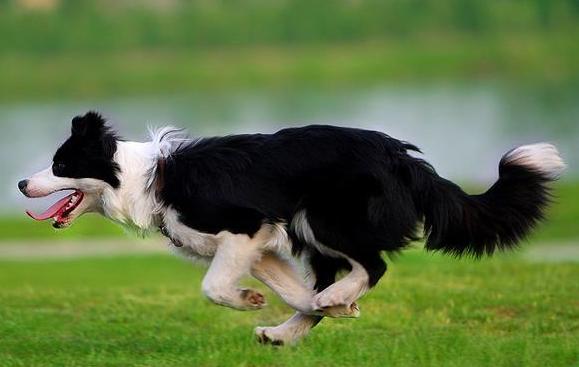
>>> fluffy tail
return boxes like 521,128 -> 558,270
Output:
413,143 -> 566,257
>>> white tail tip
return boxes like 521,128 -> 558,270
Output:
504,143 -> 567,180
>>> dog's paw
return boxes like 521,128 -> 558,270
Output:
320,302 -> 360,318
255,327 -> 285,346
240,288 -> 266,309
312,291 -> 360,318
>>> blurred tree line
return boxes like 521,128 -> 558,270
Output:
1,0 -> 578,54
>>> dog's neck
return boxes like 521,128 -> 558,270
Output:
101,140 -> 163,234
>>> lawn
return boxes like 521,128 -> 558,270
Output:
0,248 -> 577,367
0,0 -> 579,103
2,35 -> 579,102
2,1 -> 579,102
1,182 -> 577,366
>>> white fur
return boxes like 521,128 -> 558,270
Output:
251,252 -> 316,313
312,257 -> 369,312
291,210 -> 317,246
100,128 -> 193,233
100,141 -> 162,234
162,208 -> 291,257
264,222 -> 292,253
145,126 -> 192,190
26,167 -> 109,198
201,230 -> 267,310
162,207 -> 219,258
147,126 -> 189,158
505,143 -> 566,180
292,210 -> 344,258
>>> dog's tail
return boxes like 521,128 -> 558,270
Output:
410,143 -> 565,257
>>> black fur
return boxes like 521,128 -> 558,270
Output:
157,125 -> 558,287
418,157 -> 553,257
53,112 -> 121,188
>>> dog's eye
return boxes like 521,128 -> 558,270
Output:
53,163 -> 66,175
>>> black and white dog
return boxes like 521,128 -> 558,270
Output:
19,112 -> 565,344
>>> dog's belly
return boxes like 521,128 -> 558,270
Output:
161,206 -> 293,261
162,207 -> 220,257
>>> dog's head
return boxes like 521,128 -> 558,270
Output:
18,112 -> 120,228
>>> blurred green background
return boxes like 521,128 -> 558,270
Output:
1,0 -> 579,100
1,0 -> 577,240
0,1 -> 578,366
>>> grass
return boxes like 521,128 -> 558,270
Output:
2,35 -> 579,102
3,1 -> 579,53
0,214 -> 125,241
1,184 -> 577,366
532,182 -> 579,242
1,2 -> 578,102
1,0 -> 579,102
0,250 -> 577,366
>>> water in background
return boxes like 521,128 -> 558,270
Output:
2,82 -> 578,214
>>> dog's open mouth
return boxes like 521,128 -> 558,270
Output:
26,190 -> 84,228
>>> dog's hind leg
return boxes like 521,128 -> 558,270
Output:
312,253 -> 386,316
252,250 -> 359,344
251,251 -> 359,316
201,231 -> 267,310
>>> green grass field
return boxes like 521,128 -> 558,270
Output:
2,35 -> 579,102
1,182 -> 578,365
1,0 -> 579,101
0,249 -> 577,367
1,159 -> 577,367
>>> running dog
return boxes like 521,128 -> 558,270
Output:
18,112 -> 565,345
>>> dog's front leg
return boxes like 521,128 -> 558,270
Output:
201,232 -> 266,310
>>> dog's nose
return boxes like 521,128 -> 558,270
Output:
18,179 -> 29,193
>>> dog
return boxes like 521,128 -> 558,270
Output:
18,111 -> 565,345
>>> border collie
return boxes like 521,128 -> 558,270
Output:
18,112 -> 565,345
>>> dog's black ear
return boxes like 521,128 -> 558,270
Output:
71,111 -> 107,137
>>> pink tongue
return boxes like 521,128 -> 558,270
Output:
26,193 -> 73,221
